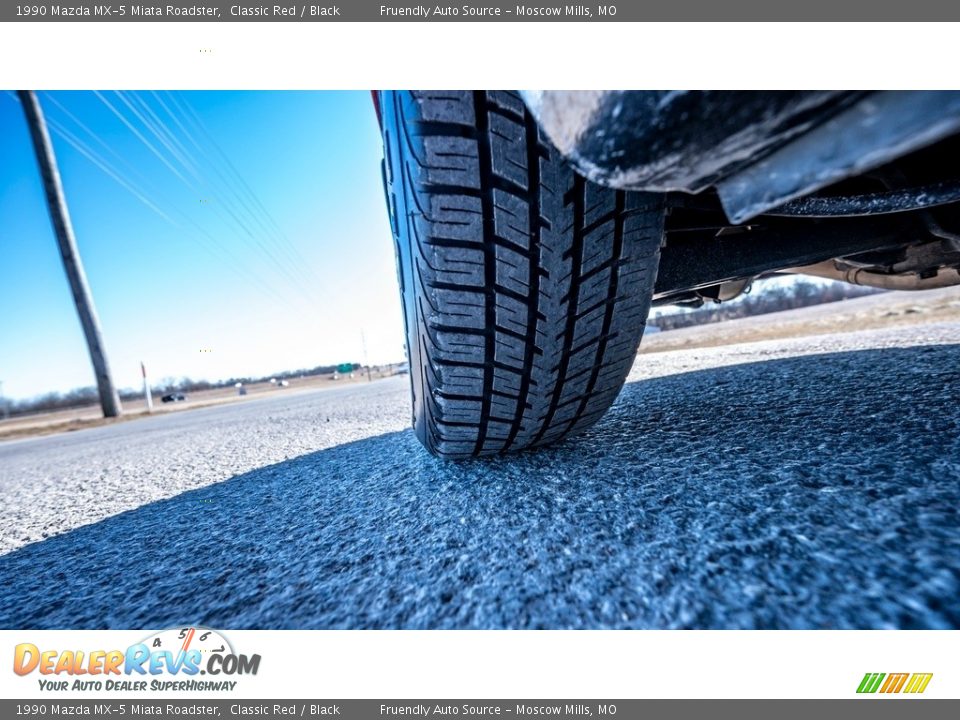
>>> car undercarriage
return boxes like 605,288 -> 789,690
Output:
524,90 -> 960,308
379,90 -> 960,457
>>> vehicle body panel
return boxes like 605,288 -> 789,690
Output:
522,90 -> 960,222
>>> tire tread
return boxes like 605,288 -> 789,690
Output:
383,90 -> 663,457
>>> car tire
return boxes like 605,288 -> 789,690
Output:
380,90 -> 665,458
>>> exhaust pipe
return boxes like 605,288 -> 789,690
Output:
790,260 -> 960,290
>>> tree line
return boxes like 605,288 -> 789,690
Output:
1,362 -> 363,418
651,279 -> 883,332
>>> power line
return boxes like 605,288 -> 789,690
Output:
6,90 -> 346,332
48,114 -> 297,310
111,91 -> 329,306
12,92 -> 308,313
93,90 -> 193,187
166,92 -> 331,292
42,92 -> 157,190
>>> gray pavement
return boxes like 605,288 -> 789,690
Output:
0,322 -> 958,629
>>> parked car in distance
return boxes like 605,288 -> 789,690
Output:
161,393 -> 186,403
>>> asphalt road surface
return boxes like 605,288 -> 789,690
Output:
1,322 -> 958,629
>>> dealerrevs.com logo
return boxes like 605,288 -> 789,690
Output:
13,627 -> 260,692
857,673 -> 933,694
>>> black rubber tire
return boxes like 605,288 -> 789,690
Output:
381,90 -> 665,458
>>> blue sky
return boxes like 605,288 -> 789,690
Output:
0,91 -> 405,400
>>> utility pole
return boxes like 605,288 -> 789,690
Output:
19,90 -> 122,418
360,330 -> 372,382
141,361 -> 153,413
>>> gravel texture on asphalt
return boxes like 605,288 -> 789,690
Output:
1,322 -> 958,629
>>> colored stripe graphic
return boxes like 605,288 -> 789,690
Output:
881,673 -> 909,693
857,673 -> 886,693
857,672 -> 933,694
904,673 -> 934,694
